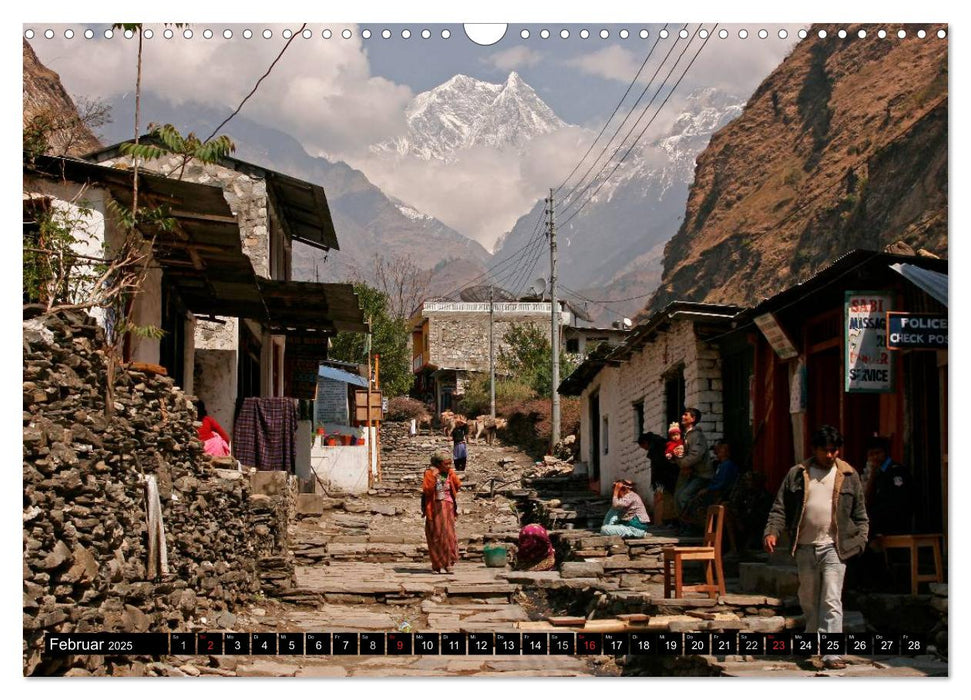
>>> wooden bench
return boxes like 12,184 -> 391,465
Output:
875,533 -> 944,595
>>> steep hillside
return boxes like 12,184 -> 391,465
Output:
647,24 -> 947,313
23,39 -> 101,156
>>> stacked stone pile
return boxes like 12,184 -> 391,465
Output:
21,309 -> 278,675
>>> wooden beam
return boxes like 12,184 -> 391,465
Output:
168,209 -> 239,224
187,247 -> 205,271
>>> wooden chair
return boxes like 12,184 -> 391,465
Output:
876,533 -> 944,595
663,505 -> 727,599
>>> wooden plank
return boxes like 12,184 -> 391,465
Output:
169,209 -> 239,224
547,616 -> 587,627
581,620 -> 630,633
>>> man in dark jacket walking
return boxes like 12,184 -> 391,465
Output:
764,425 -> 869,670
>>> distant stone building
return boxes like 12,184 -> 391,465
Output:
410,299 -> 629,414
410,300 -> 554,413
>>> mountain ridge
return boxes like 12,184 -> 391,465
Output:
372,71 -> 567,162
645,24 -> 947,315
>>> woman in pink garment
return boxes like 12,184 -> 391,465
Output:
194,399 -> 231,457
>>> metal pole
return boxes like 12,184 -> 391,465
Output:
489,285 -> 496,420
366,319 -> 373,488
549,188 -> 561,447
374,354 -> 381,483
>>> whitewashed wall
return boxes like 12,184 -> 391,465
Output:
578,318 -> 725,501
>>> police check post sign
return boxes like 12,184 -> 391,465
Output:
886,313 -> 948,350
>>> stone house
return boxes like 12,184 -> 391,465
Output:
24,152 -> 366,442
563,323 -> 631,358
23,154 -> 245,381
84,143 -> 364,434
410,299 -> 600,414
558,302 -> 740,497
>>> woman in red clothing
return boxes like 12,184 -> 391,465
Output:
421,452 -> 461,574
194,399 -> 231,457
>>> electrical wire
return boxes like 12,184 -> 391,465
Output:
559,24 -> 716,228
557,24 -> 690,214
554,24 -> 669,196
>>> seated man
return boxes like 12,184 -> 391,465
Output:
601,479 -> 650,538
681,439 -> 739,531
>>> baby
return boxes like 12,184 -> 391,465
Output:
664,421 -> 685,460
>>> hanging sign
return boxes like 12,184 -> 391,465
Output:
845,292 -> 894,393
754,313 -> 799,359
886,313 -> 948,350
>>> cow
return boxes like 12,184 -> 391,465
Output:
472,415 -> 508,445
440,411 -> 468,437
440,410 -> 456,436
416,411 -> 433,435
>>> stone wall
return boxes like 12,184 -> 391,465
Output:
579,319 -> 725,497
426,312 -> 551,373
100,154 -> 274,277
22,309 -> 290,675
99,154 -> 281,398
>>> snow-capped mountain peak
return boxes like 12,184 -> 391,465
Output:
373,72 -> 568,162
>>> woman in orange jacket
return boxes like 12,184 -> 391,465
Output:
422,452 -> 461,574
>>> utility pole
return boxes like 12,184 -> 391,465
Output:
548,188 -> 561,447
489,285 -> 496,420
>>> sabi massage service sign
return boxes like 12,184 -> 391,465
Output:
844,291 -> 894,393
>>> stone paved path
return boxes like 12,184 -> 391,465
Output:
175,426 -> 946,679
220,430 -> 603,676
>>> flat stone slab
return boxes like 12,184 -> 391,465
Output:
538,577 -> 611,590
295,493 -> 326,516
655,598 -> 719,607
718,594 -> 767,606
294,665 -> 349,677
498,571 -> 562,584
235,660 -> 299,677
446,584 -> 517,595
560,562 -> 604,578
603,559 -> 661,571
739,615 -> 786,633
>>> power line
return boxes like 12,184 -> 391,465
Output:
559,24 -> 716,228
507,233 -> 548,296
558,24 -> 690,214
554,24 -> 669,196
567,289 -> 657,304
435,206 -> 547,301
560,285 -> 630,320
204,24 -> 308,143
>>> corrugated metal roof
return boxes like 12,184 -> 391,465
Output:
890,263 -> 948,307
318,365 -> 369,388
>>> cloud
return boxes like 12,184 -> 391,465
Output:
347,125 -> 594,250
482,46 -> 543,72
29,23 -> 413,157
565,45 -> 642,82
